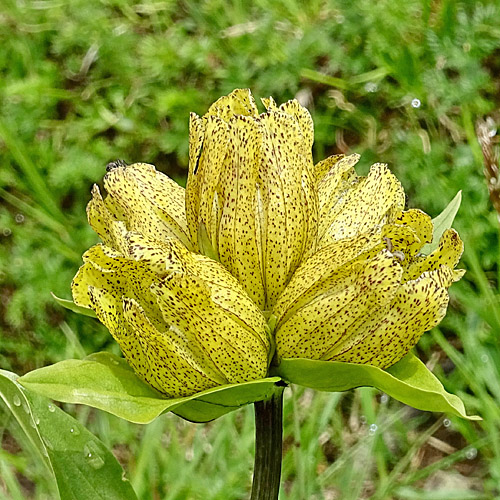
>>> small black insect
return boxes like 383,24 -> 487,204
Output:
106,159 -> 128,172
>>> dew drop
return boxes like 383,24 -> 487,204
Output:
83,442 -> 105,470
43,436 -> 54,450
48,403 -> 56,412
111,359 -> 120,366
70,426 -> 80,436
2,228 -> 12,237
465,447 -> 477,460
35,417 -> 40,425
13,395 -> 21,407
443,418 -> 451,428
369,423 -> 378,435
411,98 -> 421,108
15,213 -> 25,224
380,394 -> 389,404
481,354 -> 489,363
22,401 -> 30,414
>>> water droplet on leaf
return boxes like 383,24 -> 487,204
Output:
443,418 -> 451,428
13,395 -> 21,407
43,436 -> 54,450
411,98 -> 421,108
465,447 -> 477,460
84,442 -> 105,469
48,403 -> 56,412
70,426 -> 80,436
369,423 -> 378,435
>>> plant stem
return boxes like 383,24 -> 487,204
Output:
250,386 -> 285,500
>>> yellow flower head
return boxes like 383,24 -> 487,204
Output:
73,89 -> 464,397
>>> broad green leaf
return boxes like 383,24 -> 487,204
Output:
0,369 -> 138,500
421,191 -> 462,254
275,353 -> 479,420
51,292 -> 97,318
19,352 -> 282,424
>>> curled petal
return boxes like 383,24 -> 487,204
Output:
72,236 -> 270,397
404,229 -> 464,282
394,209 -> 433,255
122,298 -> 227,396
103,163 -> 192,250
320,162 -> 405,246
273,233 -> 384,323
86,185 -> 128,254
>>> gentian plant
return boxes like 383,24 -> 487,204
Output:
1,89 -> 478,500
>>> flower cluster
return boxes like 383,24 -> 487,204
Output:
73,89 -> 463,397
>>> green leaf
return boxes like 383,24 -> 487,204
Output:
421,191 -> 462,254
51,292 -> 97,318
19,352 -> 283,424
275,353 -> 479,420
0,369 -> 138,500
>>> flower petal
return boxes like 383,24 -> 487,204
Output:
317,154 -> 360,241
86,184 -> 128,253
276,250 -> 403,360
122,298 -> 227,396
395,209 -> 433,254
217,115 -> 265,307
258,110 -> 315,307
206,88 -> 259,120
327,265 -> 454,368
320,162 -> 405,245
273,233 -> 385,323
152,276 -> 269,384
103,163 -> 192,250
404,229 -> 464,281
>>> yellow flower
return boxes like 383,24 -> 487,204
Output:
73,88 -> 464,398
72,166 -> 270,398
186,89 -> 318,310
274,155 -> 464,368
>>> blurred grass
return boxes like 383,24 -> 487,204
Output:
1,0 -> 500,498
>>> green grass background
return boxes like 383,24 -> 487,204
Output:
1,0 -> 500,498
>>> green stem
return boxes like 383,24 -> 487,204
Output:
250,386 -> 285,500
